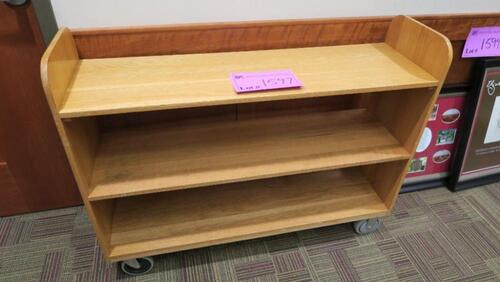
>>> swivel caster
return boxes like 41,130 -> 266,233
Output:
119,256 -> 154,276
352,218 -> 380,235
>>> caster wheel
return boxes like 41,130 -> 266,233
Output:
352,218 -> 380,235
120,257 -> 154,276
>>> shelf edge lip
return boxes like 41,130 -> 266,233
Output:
58,83 -> 438,119
105,208 -> 390,262
86,153 -> 411,202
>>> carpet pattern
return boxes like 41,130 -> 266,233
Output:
0,185 -> 499,282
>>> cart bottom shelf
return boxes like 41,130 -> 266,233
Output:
107,167 -> 389,261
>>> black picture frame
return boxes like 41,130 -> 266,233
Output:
448,58 -> 500,191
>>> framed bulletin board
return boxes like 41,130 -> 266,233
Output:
403,91 -> 466,193
449,58 -> 500,191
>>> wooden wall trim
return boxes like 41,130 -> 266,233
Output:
417,13 -> 500,40
72,13 -> 500,86
72,13 -> 500,38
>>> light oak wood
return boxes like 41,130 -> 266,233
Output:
62,118 -> 116,249
365,160 -> 409,209
384,16 -> 452,151
78,14 -> 500,132
58,42 -> 438,118
363,16 -> 452,210
385,16 -> 453,81
237,95 -> 356,120
40,29 -> 113,256
41,16 -> 452,262
40,28 -> 79,110
107,168 -> 389,261
89,109 -> 410,200
62,118 -> 99,190
360,88 -> 435,152
359,89 -> 437,209
71,13 -> 500,87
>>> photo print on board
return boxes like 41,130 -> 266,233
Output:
429,104 -> 439,121
408,157 -> 427,173
436,129 -> 457,145
441,108 -> 461,124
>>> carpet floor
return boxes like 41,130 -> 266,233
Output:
0,185 -> 499,282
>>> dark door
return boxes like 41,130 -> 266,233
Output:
0,1 -> 82,216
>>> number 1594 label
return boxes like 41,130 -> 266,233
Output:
462,27 -> 500,58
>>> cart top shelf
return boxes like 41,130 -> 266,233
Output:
54,42 -> 438,118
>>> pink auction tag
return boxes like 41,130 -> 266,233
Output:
230,69 -> 303,94
462,26 -> 500,58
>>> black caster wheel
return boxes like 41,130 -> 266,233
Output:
119,257 -> 154,276
352,218 -> 380,235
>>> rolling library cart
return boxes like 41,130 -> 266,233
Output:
41,16 -> 451,275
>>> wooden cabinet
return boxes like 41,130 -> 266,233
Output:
41,16 -> 451,262
0,2 -> 81,216
0,162 -> 28,215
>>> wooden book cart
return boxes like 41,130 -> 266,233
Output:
41,15 -> 451,275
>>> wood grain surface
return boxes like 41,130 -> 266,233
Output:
60,43 -> 437,118
0,2 -> 81,216
41,16 -> 452,261
371,15 -> 452,210
70,13 -> 499,129
71,13 -> 500,87
89,109 -> 410,200
41,28 -> 114,256
109,168 -> 389,261
0,162 -> 28,216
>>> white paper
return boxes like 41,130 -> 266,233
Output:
416,127 -> 432,153
484,96 -> 500,144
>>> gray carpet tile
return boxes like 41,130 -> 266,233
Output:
0,185 -> 499,282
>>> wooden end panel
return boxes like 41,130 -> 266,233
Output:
88,200 -> 116,256
384,16 -> 452,153
364,89 -> 435,152
385,16 -> 453,82
40,29 -> 113,256
359,89 -> 435,208
60,118 -> 114,254
41,28 -> 80,112
364,160 -> 409,210
62,118 -> 99,191
365,16 -> 454,209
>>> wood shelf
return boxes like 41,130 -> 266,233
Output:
107,168 -> 389,261
59,43 -> 438,118
88,109 -> 410,200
